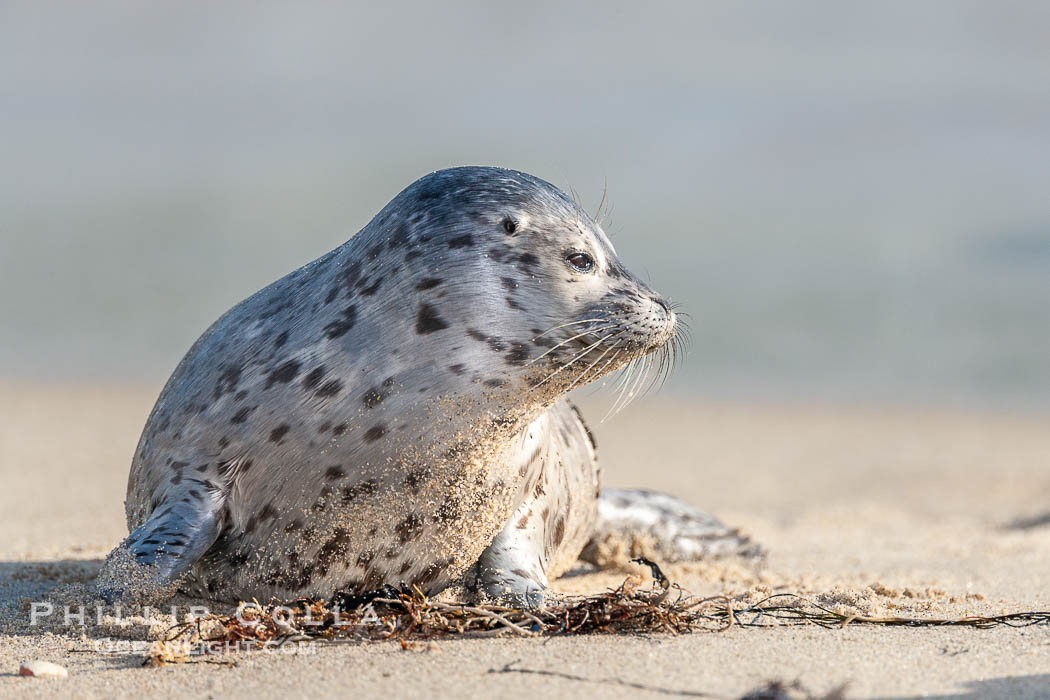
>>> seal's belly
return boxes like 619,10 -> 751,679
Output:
180,419 -> 547,601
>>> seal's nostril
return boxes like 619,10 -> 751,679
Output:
654,297 -> 670,313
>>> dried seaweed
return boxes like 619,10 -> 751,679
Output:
148,558 -> 1050,664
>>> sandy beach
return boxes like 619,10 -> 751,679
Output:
3,1 -> 1049,698
2,383 -> 1050,698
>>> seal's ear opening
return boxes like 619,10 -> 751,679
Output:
502,218 -> 518,234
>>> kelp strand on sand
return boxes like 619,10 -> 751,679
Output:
148,558 -> 1050,665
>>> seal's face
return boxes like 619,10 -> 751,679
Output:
493,201 -> 679,394
377,167 -> 681,401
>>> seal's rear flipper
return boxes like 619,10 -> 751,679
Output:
579,488 -> 762,568
96,495 -> 223,604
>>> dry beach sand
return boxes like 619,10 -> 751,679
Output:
2,383 -> 1050,698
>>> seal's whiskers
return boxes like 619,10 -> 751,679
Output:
526,325 -> 616,367
617,354 -> 655,415
531,317 -> 606,340
533,332 -> 616,388
603,356 -> 641,422
564,331 -> 627,393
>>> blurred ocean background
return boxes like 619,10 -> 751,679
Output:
1,1 -> 1047,412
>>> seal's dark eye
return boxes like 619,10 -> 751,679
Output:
566,252 -> 594,272
502,218 -> 517,234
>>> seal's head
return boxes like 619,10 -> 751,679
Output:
354,166 -> 681,414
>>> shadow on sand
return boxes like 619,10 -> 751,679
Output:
878,674 -> 1050,700
0,558 -> 233,641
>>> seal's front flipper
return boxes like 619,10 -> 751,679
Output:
96,494 -> 224,604
472,498 -> 551,609
473,529 -> 549,610
580,488 -> 762,567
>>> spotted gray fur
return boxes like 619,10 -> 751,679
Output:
97,166 -> 757,605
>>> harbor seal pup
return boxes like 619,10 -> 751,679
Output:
97,166 -> 756,605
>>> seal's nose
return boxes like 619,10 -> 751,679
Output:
653,297 -> 671,314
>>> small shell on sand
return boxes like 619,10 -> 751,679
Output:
18,660 -> 69,679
